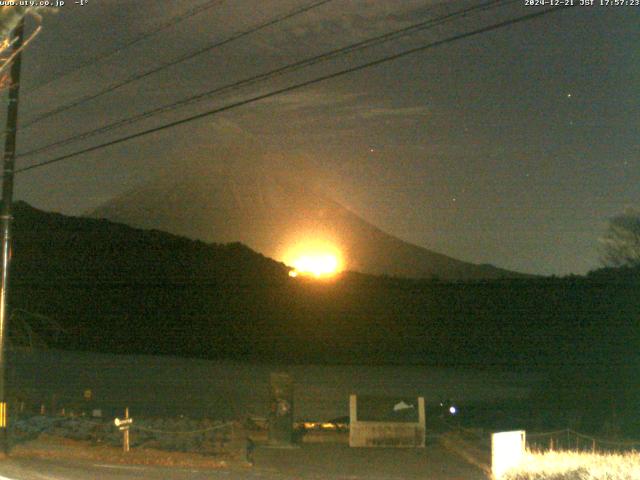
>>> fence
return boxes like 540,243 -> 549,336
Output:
435,418 -> 640,478
434,412 -> 640,455
527,428 -> 640,454
441,424 -> 640,456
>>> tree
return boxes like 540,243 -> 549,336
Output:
600,209 -> 640,267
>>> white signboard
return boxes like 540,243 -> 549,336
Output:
491,430 -> 526,478
349,394 -> 425,447
114,417 -> 133,430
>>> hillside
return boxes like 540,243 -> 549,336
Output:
6,202 -> 639,436
6,202 -> 636,368
89,165 -> 526,280
12,201 -> 288,285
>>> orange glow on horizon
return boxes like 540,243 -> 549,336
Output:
283,240 -> 343,279
291,253 -> 340,277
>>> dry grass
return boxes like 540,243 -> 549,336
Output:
503,450 -> 640,480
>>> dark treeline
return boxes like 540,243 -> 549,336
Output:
7,202 -> 640,434
8,202 -> 636,364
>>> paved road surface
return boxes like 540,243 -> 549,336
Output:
0,443 -> 486,479
0,457 -> 248,479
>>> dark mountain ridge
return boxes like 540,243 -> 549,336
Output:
6,201 -> 636,368
89,165 -> 529,281
11,201 -> 288,285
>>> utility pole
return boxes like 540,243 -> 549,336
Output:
0,17 -> 25,454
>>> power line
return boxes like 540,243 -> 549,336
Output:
20,0 -> 334,129
16,6 -> 572,175
28,0 -> 226,95
18,0 -> 514,160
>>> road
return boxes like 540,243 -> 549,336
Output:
2,458 -> 255,480
0,443 -> 486,480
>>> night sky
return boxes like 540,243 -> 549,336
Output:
6,0 -> 639,276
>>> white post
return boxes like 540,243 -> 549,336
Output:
491,430 -> 526,478
123,407 -> 130,453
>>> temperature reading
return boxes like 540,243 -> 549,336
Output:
75,0 -> 89,5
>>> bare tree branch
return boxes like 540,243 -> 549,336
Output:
600,209 -> 640,268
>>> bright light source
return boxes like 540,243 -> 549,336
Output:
449,406 -> 457,415
283,240 -> 343,278
292,253 -> 339,277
